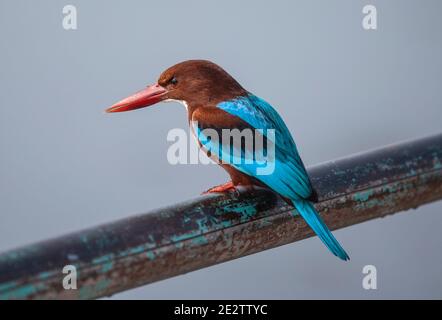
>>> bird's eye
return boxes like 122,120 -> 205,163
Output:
170,77 -> 178,85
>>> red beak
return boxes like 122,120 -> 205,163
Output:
105,84 -> 167,113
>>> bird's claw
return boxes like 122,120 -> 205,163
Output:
202,181 -> 237,195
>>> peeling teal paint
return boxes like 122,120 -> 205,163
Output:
174,242 -> 184,249
37,271 -> 53,280
120,244 -> 155,258
333,168 -> 347,176
89,242 -> 159,268
433,155 -> 442,170
101,261 -> 113,273
78,285 -> 94,300
0,281 -> 17,292
0,283 -> 45,300
196,218 -> 210,233
146,251 -> 156,261
354,193 -> 397,211
260,217 -> 274,227
353,189 -> 374,202
222,203 -> 258,222
171,231 -> 199,243
79,235 -> 89,244
190,236 -> 209,246
93,255 -> 114,265
78,278 -> 113,299
95,278 -> 112,292
0,246 -> 41,264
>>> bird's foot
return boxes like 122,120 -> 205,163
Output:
202,181 -> 237,194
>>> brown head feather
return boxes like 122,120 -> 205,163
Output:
158,60 -> 248,112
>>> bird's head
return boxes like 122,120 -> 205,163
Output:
105,60 -> 246,113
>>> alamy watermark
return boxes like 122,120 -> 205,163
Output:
362,5 -> 377,30
166,121 -> 276,176
62,5 -> 77,30
362,264 -> 377,290
62,265 -> 77,290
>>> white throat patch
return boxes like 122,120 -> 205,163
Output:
164,99 -> 189,111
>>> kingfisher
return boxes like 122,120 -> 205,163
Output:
106,60 -> 349,261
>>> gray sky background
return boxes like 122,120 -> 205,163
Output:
0,0 -> 441,299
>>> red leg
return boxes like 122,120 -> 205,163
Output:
202,181 -> 236,194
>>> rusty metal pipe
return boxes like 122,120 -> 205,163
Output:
1,134 -> 442,299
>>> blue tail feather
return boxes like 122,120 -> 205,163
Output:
293,199 -> 350,261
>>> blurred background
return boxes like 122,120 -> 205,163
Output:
0,0 -> 441,299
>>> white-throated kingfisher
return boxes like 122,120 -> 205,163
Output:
106,60 -> 349,261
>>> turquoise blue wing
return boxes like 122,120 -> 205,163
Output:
195,94 -> 313,200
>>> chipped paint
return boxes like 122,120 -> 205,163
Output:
353,189 -> 374,202
101,262 -> 114,273
146,251 -> 156,261
0,283 -> 46,300
190,235 -> 209,246
0,280 -> 17,292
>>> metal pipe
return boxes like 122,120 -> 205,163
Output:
1,134 -> 442,299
